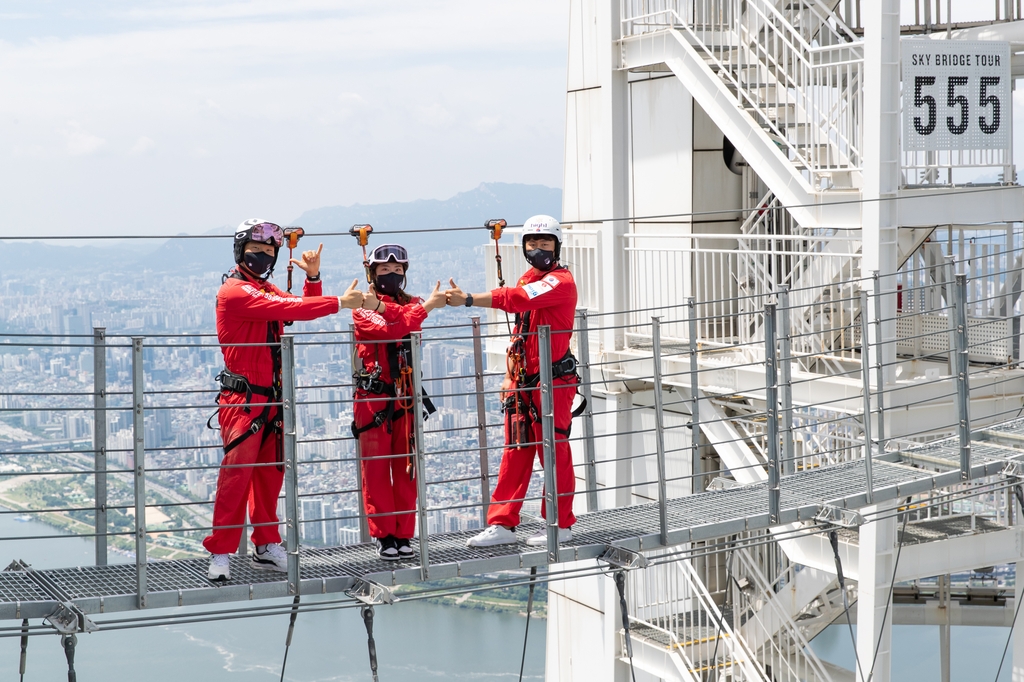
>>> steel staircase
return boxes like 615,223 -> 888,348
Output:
626,550 -> 838,681
621,0 -> 863,213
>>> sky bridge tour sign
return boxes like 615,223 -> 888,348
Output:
901,40 -> 1011,152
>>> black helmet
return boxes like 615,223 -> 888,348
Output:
233,219 -> 283,265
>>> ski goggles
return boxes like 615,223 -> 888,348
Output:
369,244 -> 409,265
247,222 -> 284,247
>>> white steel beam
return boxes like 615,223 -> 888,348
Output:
1015,561 -> 1024,682
895,186 -> 1024,227
617,30 -> 862,229
857,504 -> 896,682
779,524 -> 1024,584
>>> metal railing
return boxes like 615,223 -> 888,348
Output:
626,550 -> 770,680
3,244 -> 1024,639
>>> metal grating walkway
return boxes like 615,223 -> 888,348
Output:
3,418 -> 1024,622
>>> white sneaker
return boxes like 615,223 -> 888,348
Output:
252,543 -> 288,572
208,554 -> 230,581
466,525 -> 518,547
525,527 -> 572,547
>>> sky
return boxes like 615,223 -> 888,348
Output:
0,1 -> 570,236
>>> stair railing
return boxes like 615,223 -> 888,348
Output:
732,546 -> 836,682
621,0 -> 863,186
625,556 -> 772,680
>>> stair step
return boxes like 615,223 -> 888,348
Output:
708,62 -> 761,73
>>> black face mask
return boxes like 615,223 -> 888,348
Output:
525,249 -> 556,272
375,272 -> 404,297
242,251 -> 276,280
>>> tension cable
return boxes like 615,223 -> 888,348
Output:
361,605 -> 380,682
829,529 -> 867,682
18,619 -> 28,682
614,571 -> 637,682
278,594 -> 301,682
517,566 -> 539,682
61,633 -> 77,682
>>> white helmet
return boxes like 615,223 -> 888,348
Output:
521,214 -> 562,260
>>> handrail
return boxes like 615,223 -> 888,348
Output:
621,0 -> 864,182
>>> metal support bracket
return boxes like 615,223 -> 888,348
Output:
45,602 -> 98,635
814,505 -> 864,529
1001,460 -> 1024,480
600,546 -> 649,571
346,578 -> 394,606
708,477 -> 744,491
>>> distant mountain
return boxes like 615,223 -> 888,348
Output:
0,183 -> 562,275
293,182 -> 562,254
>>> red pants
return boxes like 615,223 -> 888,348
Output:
202,391 -> 283,555
487,377 -> 577,529
355,391 -> 417,539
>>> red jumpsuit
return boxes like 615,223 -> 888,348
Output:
352,295 -> 428,540
488,266 -> 578,529
203,269 -> 339,555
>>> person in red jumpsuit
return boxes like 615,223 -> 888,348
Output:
206,218 -> 366,581
352,244 -> 447,560
446,215 -> 580,547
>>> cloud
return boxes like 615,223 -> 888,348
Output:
472,116 -> 502,135
59,121 -> 105,156
417,103 -> 453,128
0,1 -> 570,235
130,136 -> 155,154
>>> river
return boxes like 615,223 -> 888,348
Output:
0,512 -> 546,681
1,510 -> 1018,681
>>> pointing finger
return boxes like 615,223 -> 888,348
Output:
316,243 -> 324,256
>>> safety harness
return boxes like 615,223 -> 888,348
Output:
503,303 -> 586,444
208,271 -> 285,462
350,336 -> 436,439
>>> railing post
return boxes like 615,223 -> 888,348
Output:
409,332 -> 431,578
764,306 -> 780,524
872,271 -> 887,446
92,327 -> 107,566
538,326 -> 559,562
281,335 -> 300,594
131,337 -> 147,608
349,323 -> 370,544
575,309 -> 599,512
859,290 -> 875,504
651,317 -> 669,546
954,274 -> 972,480
777,288 -> 795,476
687,298 -> 702,495
471,317 -> 490,527
945,256 -> 957,377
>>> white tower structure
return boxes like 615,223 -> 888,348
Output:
541,1 -> 1024,680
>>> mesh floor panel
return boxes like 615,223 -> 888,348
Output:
0,571 -> 53,603
3,416 -> 1024,618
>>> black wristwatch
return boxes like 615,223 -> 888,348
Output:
465,293 -> 474,307
306,273 -> 321,283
